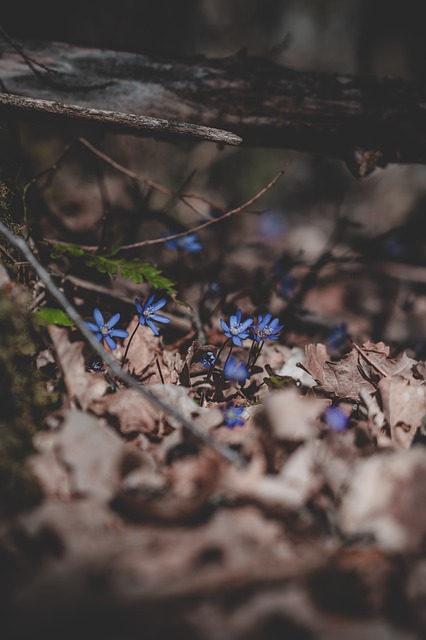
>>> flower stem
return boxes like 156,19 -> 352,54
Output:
122,322 -> 140,367
200,338 -> 230,406
250,341 -> 264,370
213,343 -> 234,401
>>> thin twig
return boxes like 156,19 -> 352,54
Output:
23,136 -> 235,228
0,221 -> 246,467
0,23 -> 58,75
49,165 -> 288,252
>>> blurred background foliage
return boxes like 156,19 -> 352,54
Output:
1,0 -> 426,351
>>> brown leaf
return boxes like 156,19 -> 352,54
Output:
378,376 -> 426,448
91,383 -> 202,435
262,388 -> 323,441
322,349 -> 376,401
32,409 -> 131,502
48,326 -> 108,409
357,340 -> 417,380
122,317 -> 161,380
303,343 -> 329,384
338,448 -> 426,551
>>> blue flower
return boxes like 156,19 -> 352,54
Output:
278,271 -> 296,299
327,323 -> 349,351
221,402 -> 245,429
251,313 -> 283,343
135,295 -> 170,336
323,406 -> 349,432
85,308 -> 129,351
86,355 -> 105,372
200,351 -> 216,368
224,356 -> 250,383
165,233 -> 203,252
220,309 -> 253,347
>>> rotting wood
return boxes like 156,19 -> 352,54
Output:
2,39 -> 426,175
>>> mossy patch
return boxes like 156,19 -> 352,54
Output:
0,287 -> 44,515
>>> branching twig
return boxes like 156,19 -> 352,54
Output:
23,136 -> 239,229
0,221 -> 246,467
48,165 -> 288,252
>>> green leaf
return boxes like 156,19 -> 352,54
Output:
47,241 -> 177,295
33,308 -> 75,327
50,243 -> 86,259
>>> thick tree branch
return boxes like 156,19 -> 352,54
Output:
2,40 -> 426,175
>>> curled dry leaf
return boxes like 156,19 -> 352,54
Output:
48,326 -> 108,409
378,375 -> 426,449
122,316 -> 162,380
357,340 -> 417,380
31,409 -> 135,502
90,383 -> 201,436
222,440 -> 323,514
262,388 -> 323,441
113,449 -> 223,522
338,448 -> 426,551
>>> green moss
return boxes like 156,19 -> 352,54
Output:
0,291 -> 44,514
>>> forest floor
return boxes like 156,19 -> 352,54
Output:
1,136 -> 426,640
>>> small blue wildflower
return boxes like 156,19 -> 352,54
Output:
220,309 -> 253,347
200,351 -> 216,368
135,295 -> 170,336
221,403 -> 245,429
224,356 -> 250,383
85,308 -> 129,351
382,237 -> 405,259
327,322 -> 349,351
279,271 -> 297,298
258,210 -> 287,239
323,406 -> 349,432
86,355 -> 105,372
165,233 -> 203,252
251,313 -> 284,343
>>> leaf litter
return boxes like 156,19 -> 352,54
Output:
2,170 -> 426,639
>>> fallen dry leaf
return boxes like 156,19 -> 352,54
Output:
48,326 -> 108,409
338,448 -> 426,551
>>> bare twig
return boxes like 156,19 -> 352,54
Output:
48,165 -> 288,252
0,221 -> 246,467
0,93 -> 243,146
23,136 -> 238,228
0,23 -> 58,75
117,166 -> 288,250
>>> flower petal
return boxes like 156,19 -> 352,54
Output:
104,334 -> 117,350
269,317 -> 280,330
110,329 -> 129,338
93,308 -> 104,327
135,298 -> 143,315
232,336 -> 243,347
85,322 -> 101,332
220,319 -> 230,332
150,313 -> 170,323
106,312 -> 121,329
150,298 -> 167,311
146,319 -> 159,335
239,318 -> 254,332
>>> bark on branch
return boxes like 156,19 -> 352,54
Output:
1,39 -> 426,175
0,93 -> 242,146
